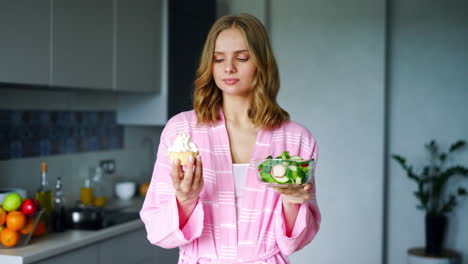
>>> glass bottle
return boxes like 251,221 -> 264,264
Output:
92,167 -> 107,207
36,162 -> 53,232
80,176 -> 93,205
51,177 -> 67,232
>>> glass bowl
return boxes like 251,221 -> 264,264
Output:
254,158 -> 314,188
0,208 -> 45,248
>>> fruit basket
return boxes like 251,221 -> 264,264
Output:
1,193 -> 46,248
0,209 -> 45,248
255,151 -> 314,188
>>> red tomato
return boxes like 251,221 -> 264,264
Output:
21,199 -> 40,216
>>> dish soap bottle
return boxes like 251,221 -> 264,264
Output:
36,162 -> 53,232
52,177 -> 67,232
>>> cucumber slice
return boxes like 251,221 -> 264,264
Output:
289,155 -> 302,161
275,175 -> 289,183
260,171 -> 276,183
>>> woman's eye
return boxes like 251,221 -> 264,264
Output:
214,58 -> 224,63
237,57 -> 249,62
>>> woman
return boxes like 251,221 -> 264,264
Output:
140,13 -> 320,264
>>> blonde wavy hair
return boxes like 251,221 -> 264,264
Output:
193,13 -> 289,129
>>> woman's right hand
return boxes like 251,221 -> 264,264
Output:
170,155 -> 204,206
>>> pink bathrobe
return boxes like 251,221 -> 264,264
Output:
140,109 -> 320,264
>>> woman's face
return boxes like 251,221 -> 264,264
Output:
212,28 -> 257,97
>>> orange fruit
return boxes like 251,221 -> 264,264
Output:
1,227 -> 20,248
0,207 -> 6,225
33,220 -> 46,236
6,211 -> 26,231
20,216 -> 35,235
139,182 -> 150,196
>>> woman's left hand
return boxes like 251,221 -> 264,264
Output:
273,183 -> 312,235
273,183 -> 312,205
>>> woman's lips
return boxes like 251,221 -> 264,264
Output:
222,78 -> 239,85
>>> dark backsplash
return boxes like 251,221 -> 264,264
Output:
0,110 -> 123,160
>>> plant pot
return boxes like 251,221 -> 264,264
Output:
408,247 -> 461,264
425,213 -> 447,256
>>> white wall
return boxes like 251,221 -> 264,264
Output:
219,0 -> 386,263
216,0 -> 267,25
219,1 -> 468,264
271,1 -> 385,263
388,1 -> 468,263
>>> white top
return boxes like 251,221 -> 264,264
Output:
232,163 -> 249,199
232,163 -> 249,225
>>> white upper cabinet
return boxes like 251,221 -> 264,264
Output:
53,0 -> 114,90
0,0 -> 50,86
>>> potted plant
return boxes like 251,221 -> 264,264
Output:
392,140 -> 468,257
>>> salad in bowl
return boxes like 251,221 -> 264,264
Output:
255,151 -> 314,188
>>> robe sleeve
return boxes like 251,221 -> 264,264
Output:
275,130 -> 321,255
139,118 -> 204,249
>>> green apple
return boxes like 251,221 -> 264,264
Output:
2,193 -> 23,212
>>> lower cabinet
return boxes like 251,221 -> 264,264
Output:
34,228 -> 179,264
34,245 -> 98,264
99,229 -> 154,264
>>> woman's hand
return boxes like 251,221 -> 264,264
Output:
273,183 -> 312,236
171,155 -> 203,229
273,183 -> 312,205
171,155 -> 204,205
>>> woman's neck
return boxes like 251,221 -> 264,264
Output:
222,96 -> 252,127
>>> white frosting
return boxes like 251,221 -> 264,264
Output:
168,132 -> 198,152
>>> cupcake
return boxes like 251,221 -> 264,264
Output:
168,132 -> 199,165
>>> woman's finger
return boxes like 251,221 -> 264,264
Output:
171,159 -> 182,188
181,155 -> 195,191
178,162 -> 184,179
192,155 -> 203,189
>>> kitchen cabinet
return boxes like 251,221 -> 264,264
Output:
31,227 -> 178,264
0,0 -> 161,93
52,0 -> 114,90
116,0 -> 162,93
34,245 -> 98,264
99,228 -> 178,263
117,0 -> 216,125
99,229 -> 153,264
0,0 -> 50,86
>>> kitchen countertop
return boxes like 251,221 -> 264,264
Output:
0,198 -> 145,264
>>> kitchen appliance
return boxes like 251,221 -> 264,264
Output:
66,206 -> 104,230
65,205 -> 140,230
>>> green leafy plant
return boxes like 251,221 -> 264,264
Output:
392,140 -> 468,215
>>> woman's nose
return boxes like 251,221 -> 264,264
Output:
224,61 -> 236,73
